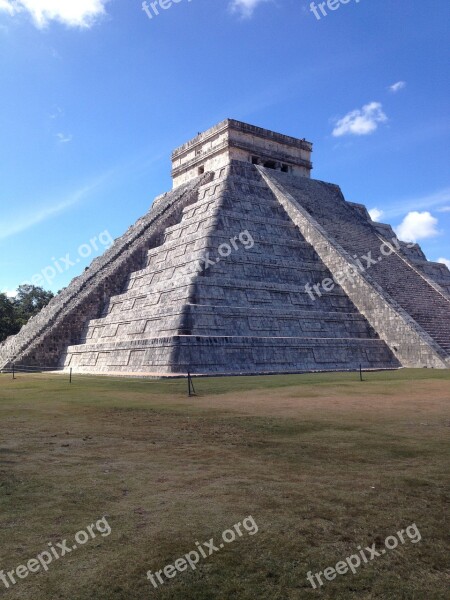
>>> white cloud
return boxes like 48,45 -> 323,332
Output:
229,0 -> 268,18
389,81 -> 406,93
332,102 -> 388,137
56,132 -> 72,143
369,208 -> 384,221
50,106 -> 63,119
438,258 -> 450,269
0,0 -> 14,15
395,211 -> 439,243
1,289 -> 17,298
437,206 -> 450,213
0,0 -> 109,28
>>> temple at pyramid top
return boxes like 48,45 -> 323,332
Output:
171,119 -> 313,188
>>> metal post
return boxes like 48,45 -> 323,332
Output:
12,363 -> 15,380
69,368 -> 72,384
187,371 -> 196,396
359,364 -> 363,382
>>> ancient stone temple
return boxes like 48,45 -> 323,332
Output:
1,119 -> 450,374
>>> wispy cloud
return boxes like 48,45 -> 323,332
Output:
0,140 -> 171,243
0,174 -> 110,241
332,102 -> 388,137
50,106 -> 64,119
229,0 -> 268,18
50,47 -> 62,60
56,132 -> 73,144
395,211 -> 439,243
383,187 -> 450,218
0,0 -> 109,29
389,81 -> 407,93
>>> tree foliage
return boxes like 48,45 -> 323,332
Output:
0,293 -> 19,342
0,286 -> 54,343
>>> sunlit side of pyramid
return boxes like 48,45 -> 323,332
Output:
1,119 -> 449,374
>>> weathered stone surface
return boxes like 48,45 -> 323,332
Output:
172,119 -> 312,188
0,174 -> 212,369
261,168 -> 450,367
1,120 -> 449,374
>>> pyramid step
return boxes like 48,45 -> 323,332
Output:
166,207 -> 296,238
80,303 -> 379,345
64,335 -> 398,375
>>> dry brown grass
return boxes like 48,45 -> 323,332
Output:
0,370 -> 449,599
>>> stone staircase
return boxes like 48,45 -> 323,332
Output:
267,169 -> 450,359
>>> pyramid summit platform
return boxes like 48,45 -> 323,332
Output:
2,119 -> 450,375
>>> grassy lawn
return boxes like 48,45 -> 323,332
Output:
0,369 -> 449,599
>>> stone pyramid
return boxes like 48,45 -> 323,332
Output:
1,120 -> 449,374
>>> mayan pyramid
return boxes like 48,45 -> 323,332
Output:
1,119 -> 449,374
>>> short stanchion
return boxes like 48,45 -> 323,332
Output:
12,363 -> 15,380
69,368 -> 72,384
359,364 -> 363,382
187,371 -> 196,397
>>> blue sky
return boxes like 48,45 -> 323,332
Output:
0,0 -> 449,295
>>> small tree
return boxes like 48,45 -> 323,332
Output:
0,293 -> 20,342
0,286 -> 55,342
13,285 -> 54,326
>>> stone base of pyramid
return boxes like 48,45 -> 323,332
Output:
62,334 -> 399,375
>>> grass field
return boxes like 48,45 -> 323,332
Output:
0,369 -> 449,599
